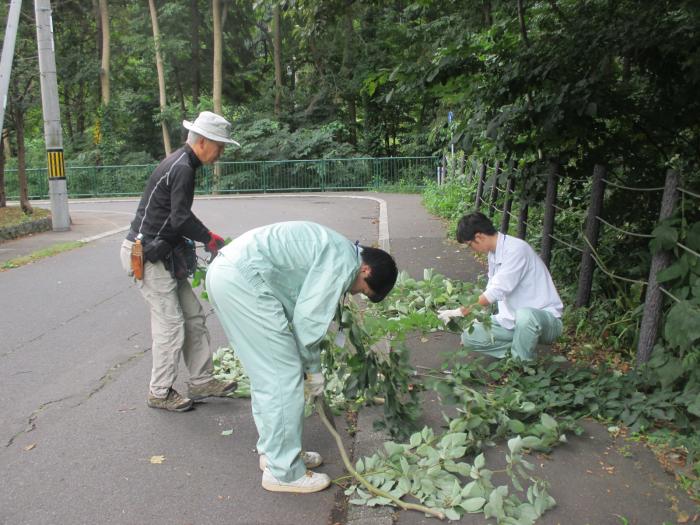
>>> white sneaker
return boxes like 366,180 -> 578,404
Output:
261,468 -> 331,493
258,451 -> 323,471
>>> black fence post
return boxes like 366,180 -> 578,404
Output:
500,174 -> 514,233
541,159 -> 559,267
636,169 -> 680,363
575,164 -> 606,307
488,160 -> 501,218
474,161 -> 486,211
517,200 -> 528,239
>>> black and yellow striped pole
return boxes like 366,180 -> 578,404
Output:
36,0 -> 70,231
47,148 -> 65,179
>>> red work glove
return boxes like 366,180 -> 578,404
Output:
206,231 -> 225,257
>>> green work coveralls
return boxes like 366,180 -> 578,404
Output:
205,221 -> 360,482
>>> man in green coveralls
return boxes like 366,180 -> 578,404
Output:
206,221 -> 397,494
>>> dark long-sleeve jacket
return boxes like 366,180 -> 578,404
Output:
126,145 -> 210,245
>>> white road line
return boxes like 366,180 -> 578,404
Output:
74,194 -> 392,252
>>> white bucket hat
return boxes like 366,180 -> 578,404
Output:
183,111 -> 240,146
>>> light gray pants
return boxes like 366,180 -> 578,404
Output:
120,240 -> 213,398
461,307 -> 562,361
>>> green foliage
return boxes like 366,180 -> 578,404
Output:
212,347 -> 251,398
346,426 -> 555,523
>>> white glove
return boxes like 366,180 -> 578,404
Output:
304,372 -> 325,398
438,307 -> 464,324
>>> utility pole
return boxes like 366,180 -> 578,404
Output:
35,0 -> 70,231
0,0 -> 23,132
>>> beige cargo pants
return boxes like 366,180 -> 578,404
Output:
120,239 -> 214,398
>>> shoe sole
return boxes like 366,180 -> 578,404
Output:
261,480 -> 330,493
188,381 -> 238,401
146,401 -> 193,412
259,458 -> 323,472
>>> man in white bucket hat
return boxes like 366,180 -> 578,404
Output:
119,111 -> 240,412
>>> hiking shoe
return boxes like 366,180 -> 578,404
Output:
147,388 -> 193,412
188,378 -> 237,400
261,468 -> 331,494
259,451 -> 323,471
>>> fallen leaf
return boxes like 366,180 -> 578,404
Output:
221,429 -> 233,436
150,455 -> 166,464
677,511 -> 690,523
24,443 -> 36,451
420,337 -> 428,343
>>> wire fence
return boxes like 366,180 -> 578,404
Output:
459,160 -> 700,307
4,156 -> 440,199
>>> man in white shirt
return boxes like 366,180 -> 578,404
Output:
438,212 -> 563,360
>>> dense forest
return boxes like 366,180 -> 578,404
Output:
0,1 -> 697,170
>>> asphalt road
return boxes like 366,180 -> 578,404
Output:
0,195 -> 387,525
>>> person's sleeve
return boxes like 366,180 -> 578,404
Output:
483,245 -> 529,303
293,246 -> 357,373
168,165 -> 210,243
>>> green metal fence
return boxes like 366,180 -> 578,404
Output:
4,156 -> 438,199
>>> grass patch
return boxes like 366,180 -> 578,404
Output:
0,206 -> 51,229
1,241 -> 86,270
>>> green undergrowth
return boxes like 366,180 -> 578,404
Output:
210,267 -> 700,521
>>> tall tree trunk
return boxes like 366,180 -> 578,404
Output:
636,169 -> 680,363
212,0 -> 223,114
173,65 -> 188,142
341,8 -> 357,145
576,164 -> 606,307
98,0 -> 110,105
13,108 -> 32,214
347,97 -> 357,146
540,159 -> 559,267
517,201 -> 528,239
483,0 -> 492,27
488,160 -> 501,218
62,89 -> 74,140
516,0 -> 530,47
190,0 -> 201,106
474,161 -> 486,210
148,0 -> 172,155
272,3 -> 283,116
500,175 -> 514,233
77,81 -> 86,134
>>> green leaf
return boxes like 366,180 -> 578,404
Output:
656,263 -> 685,283
384,441 -> 405,457
540,413 -> 558,430
508,436 -> 523,455
444,508 -> 461,521
650,224 -> 678,253
686,393 -> 700,417
664,301 -> 700,350
508,419 -> 526,433
461,496 -> 486,513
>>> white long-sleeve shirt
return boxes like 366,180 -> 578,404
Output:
482,233 -> 563,330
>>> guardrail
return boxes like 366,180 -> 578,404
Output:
4,156 -> 439,199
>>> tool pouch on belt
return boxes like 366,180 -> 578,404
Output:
143,237 -> 173,264
166,239 -> 197,280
